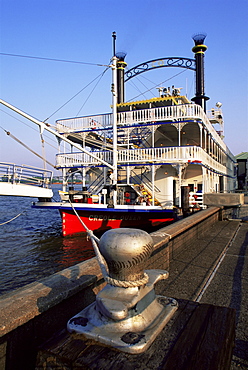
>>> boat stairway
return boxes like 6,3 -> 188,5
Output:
117,127 -> 152,148
88,175 -> 105,195
131,184 -> 161,206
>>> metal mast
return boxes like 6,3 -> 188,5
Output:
111,34 -> 118,205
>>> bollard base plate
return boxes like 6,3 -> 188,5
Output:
67,296 -> 178,354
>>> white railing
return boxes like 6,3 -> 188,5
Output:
117,104 -> 197,125
55,146 -> 229,176
56,113 -> 112,133
189,192 -> 205,208
56,104 -> 233,159
117,104 -> 230,153
56,151 -> 113,168
117,146 -> 228,175
0,162 -> 53,187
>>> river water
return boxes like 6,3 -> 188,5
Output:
0,185 -> 95,296
0,185 -> 176,296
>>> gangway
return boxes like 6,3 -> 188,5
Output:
0,162 -> 53,198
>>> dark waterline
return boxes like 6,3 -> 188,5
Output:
0,185 -> 95,296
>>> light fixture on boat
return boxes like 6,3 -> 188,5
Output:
116,51 -> 127,61
192,32 -> 207,45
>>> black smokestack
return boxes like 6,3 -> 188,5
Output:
116,52 -> 127,104
191,33 -> 209,112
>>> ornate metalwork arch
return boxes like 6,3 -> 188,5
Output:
125,57 -> 195,82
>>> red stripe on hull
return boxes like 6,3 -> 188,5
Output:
60,209 -> 175,236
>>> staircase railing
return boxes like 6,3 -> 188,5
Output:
88,174 -> 105,194
130,169 -> 160,193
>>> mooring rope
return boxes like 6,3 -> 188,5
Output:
68,199 -> 108,278
105,273 -> 149,288
0,206 -> 29,226
68,199 -> 149,288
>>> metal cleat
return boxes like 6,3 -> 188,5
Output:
67,228 -> 178,353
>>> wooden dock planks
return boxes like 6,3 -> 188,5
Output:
36,299 -> 235,370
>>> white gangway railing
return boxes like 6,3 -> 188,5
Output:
0,162 -> 53,186
0,162 -> 53,198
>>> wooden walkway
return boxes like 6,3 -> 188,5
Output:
36,220 -> 244,369
36,299 -> 235,369
157,220 -> 248,369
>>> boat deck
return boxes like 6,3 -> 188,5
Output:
0,162 -> 53,198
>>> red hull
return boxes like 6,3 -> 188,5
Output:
60,209 -> 175,236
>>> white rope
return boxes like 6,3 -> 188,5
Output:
105,273 -> 149,288
0,206 -> 29,225
68,199 -> 109,279
151,231 -> 172,239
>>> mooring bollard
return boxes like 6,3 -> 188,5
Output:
67,228 -> 178,354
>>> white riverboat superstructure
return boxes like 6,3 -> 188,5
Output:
54,89 -> 235,206
0,33 -> 237,236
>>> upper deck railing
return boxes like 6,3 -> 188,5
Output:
56,104 -> 233,159
0,162 -> 53,187
56,113 -> 112,133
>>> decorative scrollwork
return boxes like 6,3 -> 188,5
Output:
125,57 -> 195,82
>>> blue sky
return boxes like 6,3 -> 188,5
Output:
0,0 -> 247,173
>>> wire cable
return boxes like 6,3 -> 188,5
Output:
0,126 -> 55,168
76,66 -> 109,116
43,66 -> 111,122
0,108 -> 62,150
128,79 -> 149,101
0,52 -> 108,67
127,68 -> 187,102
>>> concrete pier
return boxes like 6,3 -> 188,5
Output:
0,202 -> 247,369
